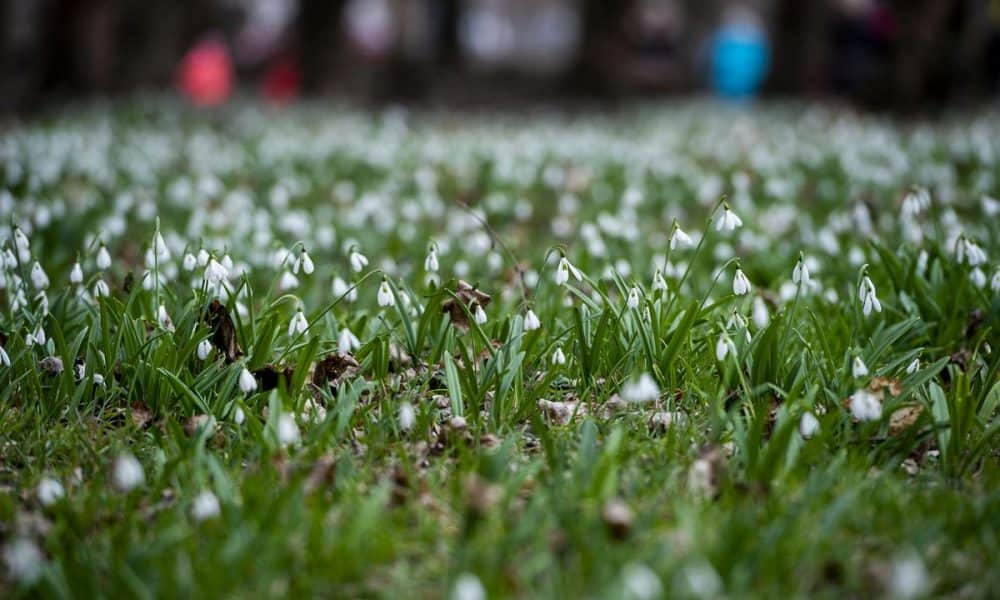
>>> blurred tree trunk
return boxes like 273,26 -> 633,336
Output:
298,0 -> 345,92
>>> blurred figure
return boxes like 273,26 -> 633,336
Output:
176,33 -> 234,106
831,0 -> 894,101
709,5 -> 769,101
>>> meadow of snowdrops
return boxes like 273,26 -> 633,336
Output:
0,98 -> 999,598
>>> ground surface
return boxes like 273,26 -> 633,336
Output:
0,100 -> 999,599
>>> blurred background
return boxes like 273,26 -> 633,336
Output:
2,0 -> 1000,113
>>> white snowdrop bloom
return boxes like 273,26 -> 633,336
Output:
956,237 -> 987,267
157,304 -> 175,332
799,411 -> 820,439
452,573 -> 486,600
732,269 -> 751,296
234,406 -> 246,425
278,271 -> 299,291
349,248 -> 369,272
300,249 -> 315,275
716,333 -> 735,361
338,328 -> 361,355
852,356 -> 869,378
970,268 -> 986,288
716,206 -> 743,232
93,373 -> 105,386
424,246 -> 439,272
190,490 -> 221,521
398,402 -> 416,431
30,262 -> 49,289
523,309 -> 541,331
196,248 -> 210,267
203,258 -> 228,286
37,477 -> 65,506
238,367 -> 258,394
859,276 -> 882,316
182,252 -> 197,271
96,244 -> 112,270
13,227 -> 31,263
93,279 -> 110,298
792,258 -> 810,287
0,344 -> 9,367
111,453 -> 145,492
473,303 -> 488,325
554,256 -> 583,286
69,262 -> 84,284
670,226 -> 694,250
551,346 -> 567,366
289,309 -> 309,336
901,188 -> 930,217
890,553 -> 929,600
916,250 -> 929,274
332,277 -> 357,302
849,389 -> 883,422
152,231 -> 170,261
277,413 -> 300,447
992,270 -> 1000,293
620,373 -> 660,403
652,269 -> 667,293
626,286 -> 642,309
3,248 -> 17,269
622,563 -> 662,600
377,280 -> 394,307
905,358 -> 920,374
752,296 -> 770,329
27,325 -> 46,348
2,538 -> 44,585
197,339 -> 212,360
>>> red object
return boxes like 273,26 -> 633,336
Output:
177,36 -> 234,106
260,57 -> 301,105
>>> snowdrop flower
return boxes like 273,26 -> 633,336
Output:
424,244 -> 439,272
30,262 -> 49,289
111,453 -> 145,492
93,278 -> 110,298
278,271 -> 299,291
288,308 -> 309,336
523,309 -> 541,331
901,187 -> 930,217
377,280 -> 394,307
69,262 -> 83,284
197,339 -> 212,360
905,358 -> 920,374
197,248 -> 210,267
916,250 -> 929,275
554,256 -> 583,286
956,236 -> 987,267
3,247 -> 17,269
182,252 -> 197,271
234,406 -> 246,425
890,552 -> 929,600
157,304 -> 174,332
36,477 -> 65,506
620,373 -> 660,403
652,269 -> 667,293
849,389 -> 882,422
26,325 -> 46,347
151,231 -> 170,261
338,328 -> 361,355
670,226 -> 693,250
2,538 -> 44,585
716,333 -> 735,361
0,344 -> 9,367
991,270 -> 1000,293
752,296 -> 770,329
238,367 -> 258,394
190,490 -> 221,521
473,303 -> 487,325
716,205 -> 743,232
799,412 -> 820,439
399,402 -> 416,431
276,413 -> 300,446
293,248 -> 314,275
626,286 -> 642,309
792,257 -> 810,287
349,248 -> 369,272
452,574 -> 486,600
203,258 -> 228,286
970,268 -> 986,288
622,563 -> 662,600
551,346 -> 567,366
852,356 -> 869,378
332,277 -> 357,302
12,226 -> 30,263
96,244 -> 112,270
859,275 -> 882,316
732,268 -> 751,296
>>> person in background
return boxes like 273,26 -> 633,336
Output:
708,5 -> 769,101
